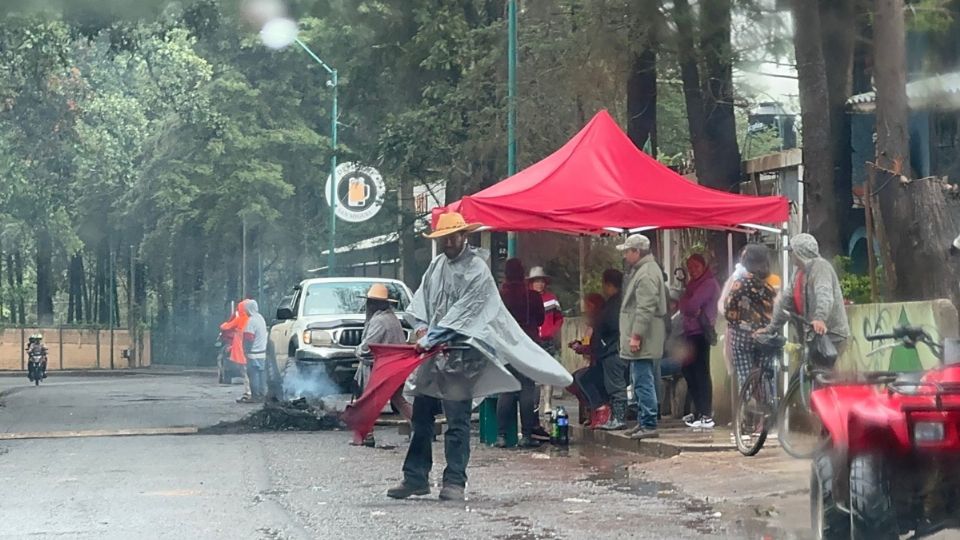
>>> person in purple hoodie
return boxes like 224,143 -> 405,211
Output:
678,254 -> 721,429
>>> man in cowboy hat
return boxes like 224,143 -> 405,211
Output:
352,283 -> 410,447
387,212 -> 572,502
527,266 -> 564,418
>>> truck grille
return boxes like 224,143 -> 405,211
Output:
338,328 -> 364,347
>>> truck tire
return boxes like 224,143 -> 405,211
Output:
849,454 -> 897,540
811,452 -> 848,540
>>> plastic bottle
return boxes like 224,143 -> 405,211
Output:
549,410 -> 559,444
556,406 -> 569,446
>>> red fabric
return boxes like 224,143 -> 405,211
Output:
538,291 -> 564,341
342,345 -> 438,440
219,301 -> 249,365
793,270 -> 806,315
433,110 -> 788,233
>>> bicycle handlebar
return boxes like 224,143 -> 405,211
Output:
866,325 -> 931,343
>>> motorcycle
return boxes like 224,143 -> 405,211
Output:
26,343 -> 47,386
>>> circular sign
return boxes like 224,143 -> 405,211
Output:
324,162 -> 386,223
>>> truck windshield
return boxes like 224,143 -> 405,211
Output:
301,282 -> 411,316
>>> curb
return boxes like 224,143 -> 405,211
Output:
0,369 -> 217,378
570,424 -> 737,458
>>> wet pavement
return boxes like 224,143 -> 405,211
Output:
3,373 -> 957,538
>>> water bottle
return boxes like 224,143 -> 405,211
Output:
556,406 -> 569,446
549,410 -> 559,444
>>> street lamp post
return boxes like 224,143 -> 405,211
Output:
293,37 -> 339,276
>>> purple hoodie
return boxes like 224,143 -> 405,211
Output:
679,270 -> 721,337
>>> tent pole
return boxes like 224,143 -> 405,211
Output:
431,239 -> 437,259
781,224 -> 790,395
727,233 -> 734,277
578,236 -> 586,311
662,229 -> 672,287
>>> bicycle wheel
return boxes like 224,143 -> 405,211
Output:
734,369 -> 773,456
777,375 -> 828,459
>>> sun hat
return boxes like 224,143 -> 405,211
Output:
527,266 -> 550,283
424,212 -> 482,239
359,283 -> 398,303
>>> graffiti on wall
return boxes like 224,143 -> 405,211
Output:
842,302 -> 950,372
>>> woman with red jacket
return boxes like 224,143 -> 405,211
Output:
528,266 -> 564,415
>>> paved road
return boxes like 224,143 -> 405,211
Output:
0,373 -> 827,539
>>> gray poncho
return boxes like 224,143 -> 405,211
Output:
409,245 -> 573,399
354,308 -> 406,390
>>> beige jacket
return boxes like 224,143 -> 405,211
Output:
619,254 -> 667,360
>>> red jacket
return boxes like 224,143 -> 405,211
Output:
538,290 -> 564,342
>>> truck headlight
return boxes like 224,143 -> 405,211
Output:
303,329 -> 333,346
914,421 -> 945,444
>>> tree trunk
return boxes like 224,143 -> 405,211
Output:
35,228 -> 55,326
872,0 -> 958,305
398,176 -> 418,287
820,0 -> 857,244
673,0 -> 741,274
873,0 -> 910,173
792,0 -> 841,258
698,0 -> 740,191
12,250 -> 25,324
673,0 -> 711,182
67,253 -> 85,325
626,0 -> 659,155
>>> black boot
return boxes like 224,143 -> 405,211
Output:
598,400 -> 626,430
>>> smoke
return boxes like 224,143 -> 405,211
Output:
281,361 -> 343,401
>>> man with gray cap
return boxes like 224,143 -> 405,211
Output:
762,233 -> 849,364
609,234 -> 666,438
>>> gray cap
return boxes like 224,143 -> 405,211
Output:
616,234 -> 651,252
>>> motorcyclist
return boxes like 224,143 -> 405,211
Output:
26,334 -> 48,379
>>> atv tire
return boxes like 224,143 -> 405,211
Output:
850,454 -> 897,540
811,452 -> 848,540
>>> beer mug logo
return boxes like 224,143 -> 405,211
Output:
347,177 -> 370,207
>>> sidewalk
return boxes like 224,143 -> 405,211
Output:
571,419 -> 779,457
560,399 -> 779,458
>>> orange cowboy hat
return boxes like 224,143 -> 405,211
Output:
424,212 -> 483,239
359,283 -> 398,303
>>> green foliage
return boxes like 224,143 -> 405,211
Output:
834,256 -> 881,305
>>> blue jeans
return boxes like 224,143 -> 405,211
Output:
246,358 -> 266,399
402,396 -> 472,488
629,358 -> 658,429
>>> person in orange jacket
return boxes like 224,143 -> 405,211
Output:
220,300 -> 251,402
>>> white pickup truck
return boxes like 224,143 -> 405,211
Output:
267,277 -> 415,393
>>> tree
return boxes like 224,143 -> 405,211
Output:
671,0 -> 742,271
791,0 -> 841,258
872,0 -> 959,304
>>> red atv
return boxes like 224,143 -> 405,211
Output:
809,325 -> 960,539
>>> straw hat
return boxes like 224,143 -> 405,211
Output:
527,266 -> 550,283
360,283 -> 398,303
424,212 -> 482,239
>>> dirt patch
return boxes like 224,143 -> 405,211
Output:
201,398 -> 343,434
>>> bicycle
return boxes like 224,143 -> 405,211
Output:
776,314 -> 848,459
733,332 -> 786,456
734,313 -> 841,458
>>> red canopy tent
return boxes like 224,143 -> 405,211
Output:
433,110 -> 789,234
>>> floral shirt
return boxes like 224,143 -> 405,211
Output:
724,275 -> 776,331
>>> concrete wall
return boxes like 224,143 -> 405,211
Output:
561,299 -> 959,424
0,327 -> 151,370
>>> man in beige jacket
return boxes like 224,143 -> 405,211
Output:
616,234 -> 666,439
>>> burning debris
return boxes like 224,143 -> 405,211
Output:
202,397 -> 344,434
